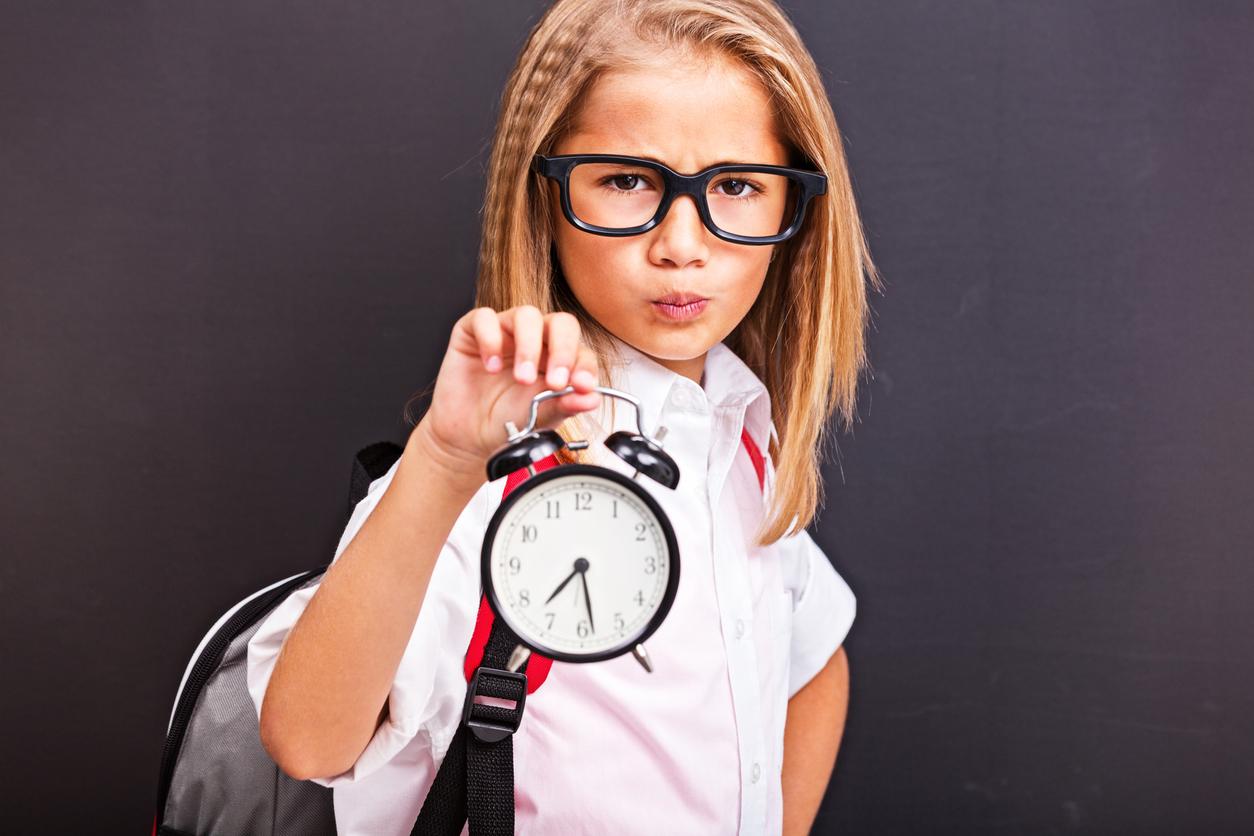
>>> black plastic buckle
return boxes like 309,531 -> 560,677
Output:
461,666 -> 528,743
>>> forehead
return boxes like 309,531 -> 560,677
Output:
558,52 -> 790,170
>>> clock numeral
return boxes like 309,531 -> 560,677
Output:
508,556 -> 521,575
574,491 -> 592,511
577,619 -> 591,638
633,589 -> 645,607
613,612 -> 625,631
546,500 -> 561,519
634,522 -> 646,541
518,589 -> 530,607
545,612 -> 556,629
643,555 -> 657,574
612,499 -> 618,518
521,524 -> 537,543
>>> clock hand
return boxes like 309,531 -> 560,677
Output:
578,569 -> 594,633
544,567 -> 579,605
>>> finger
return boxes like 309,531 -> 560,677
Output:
553,388 -> 602,417
543,312 -> 581,390
569,344 -> 599,393
501,306 -> 545,384
538,387 -> 601,426
555,344 -> 601,414
469,307 -> 504,373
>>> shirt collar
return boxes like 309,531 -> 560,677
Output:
586,333 -> 773,457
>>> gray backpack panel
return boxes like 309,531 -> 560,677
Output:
157,572 -> 336,836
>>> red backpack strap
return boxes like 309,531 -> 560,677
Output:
463,454 -> 560,694
740,427 -> 766,493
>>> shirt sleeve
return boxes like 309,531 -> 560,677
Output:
246,454 -> 493,787
783,528 -> 856,698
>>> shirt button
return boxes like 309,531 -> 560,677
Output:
751,762 -> 762,783
735,619 -> 746,638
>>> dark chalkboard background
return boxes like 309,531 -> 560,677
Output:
2,2 -> 1251,833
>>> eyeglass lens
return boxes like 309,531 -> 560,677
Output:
567,161 -> 800,238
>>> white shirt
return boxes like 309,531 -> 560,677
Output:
247,336 -> 856,835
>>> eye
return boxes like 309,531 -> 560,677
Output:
600,172 -> 654,192
713,178 -> 760,197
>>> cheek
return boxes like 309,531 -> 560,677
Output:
555,228 -> 637,304
728,251 -> 773,305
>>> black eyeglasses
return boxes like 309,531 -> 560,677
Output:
532,153 -> 827,245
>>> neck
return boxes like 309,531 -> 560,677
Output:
653,351 -> 707,386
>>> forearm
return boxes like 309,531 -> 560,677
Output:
781,645 -> 849,836
259,421 -> 483,780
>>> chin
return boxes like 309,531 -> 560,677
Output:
632,329 -> 717,363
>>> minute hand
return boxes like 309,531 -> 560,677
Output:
578,571 -> 594,633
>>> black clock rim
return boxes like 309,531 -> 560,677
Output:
481,463 -> 681,664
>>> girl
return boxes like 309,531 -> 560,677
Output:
249,0 -> 880,833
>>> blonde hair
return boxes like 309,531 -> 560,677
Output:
473,0 -> 882,545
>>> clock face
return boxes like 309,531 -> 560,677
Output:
483,465 -> 680,662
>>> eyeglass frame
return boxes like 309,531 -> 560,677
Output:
531,153 -> 828,246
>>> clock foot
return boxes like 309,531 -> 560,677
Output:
507,644 -> 532,673
631,643 -> 654,673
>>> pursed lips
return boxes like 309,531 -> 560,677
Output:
651,293 -> 709,321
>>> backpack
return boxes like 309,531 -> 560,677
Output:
155,431 -> 767,835
152,440 -> 560,836
153,441 -> 403,836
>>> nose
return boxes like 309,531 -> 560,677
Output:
648,193 -> 709,269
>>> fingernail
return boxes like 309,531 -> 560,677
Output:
485,355 -> 502,373
549,366 -> 570,388
516,359 -> 536,383
572,369 -> 596,388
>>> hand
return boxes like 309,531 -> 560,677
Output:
411,306 -> 602,485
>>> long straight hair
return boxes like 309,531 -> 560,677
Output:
473,0 -> 881,545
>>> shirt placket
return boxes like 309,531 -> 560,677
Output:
705,398 -> 768,835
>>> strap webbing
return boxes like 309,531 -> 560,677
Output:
410,456 -> 553,835
412,588 -> 531,835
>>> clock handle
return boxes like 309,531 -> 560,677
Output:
514,385 -> 664,446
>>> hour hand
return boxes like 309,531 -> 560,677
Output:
544,568 -> 578,605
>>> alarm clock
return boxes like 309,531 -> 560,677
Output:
481,384 -> 682,675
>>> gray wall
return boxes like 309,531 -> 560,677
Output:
2,2 -> 1251,832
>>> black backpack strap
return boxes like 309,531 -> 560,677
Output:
350,441 -> 404,511
412,617 -> 531,836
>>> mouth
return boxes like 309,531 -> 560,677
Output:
651,293 -> 709,322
